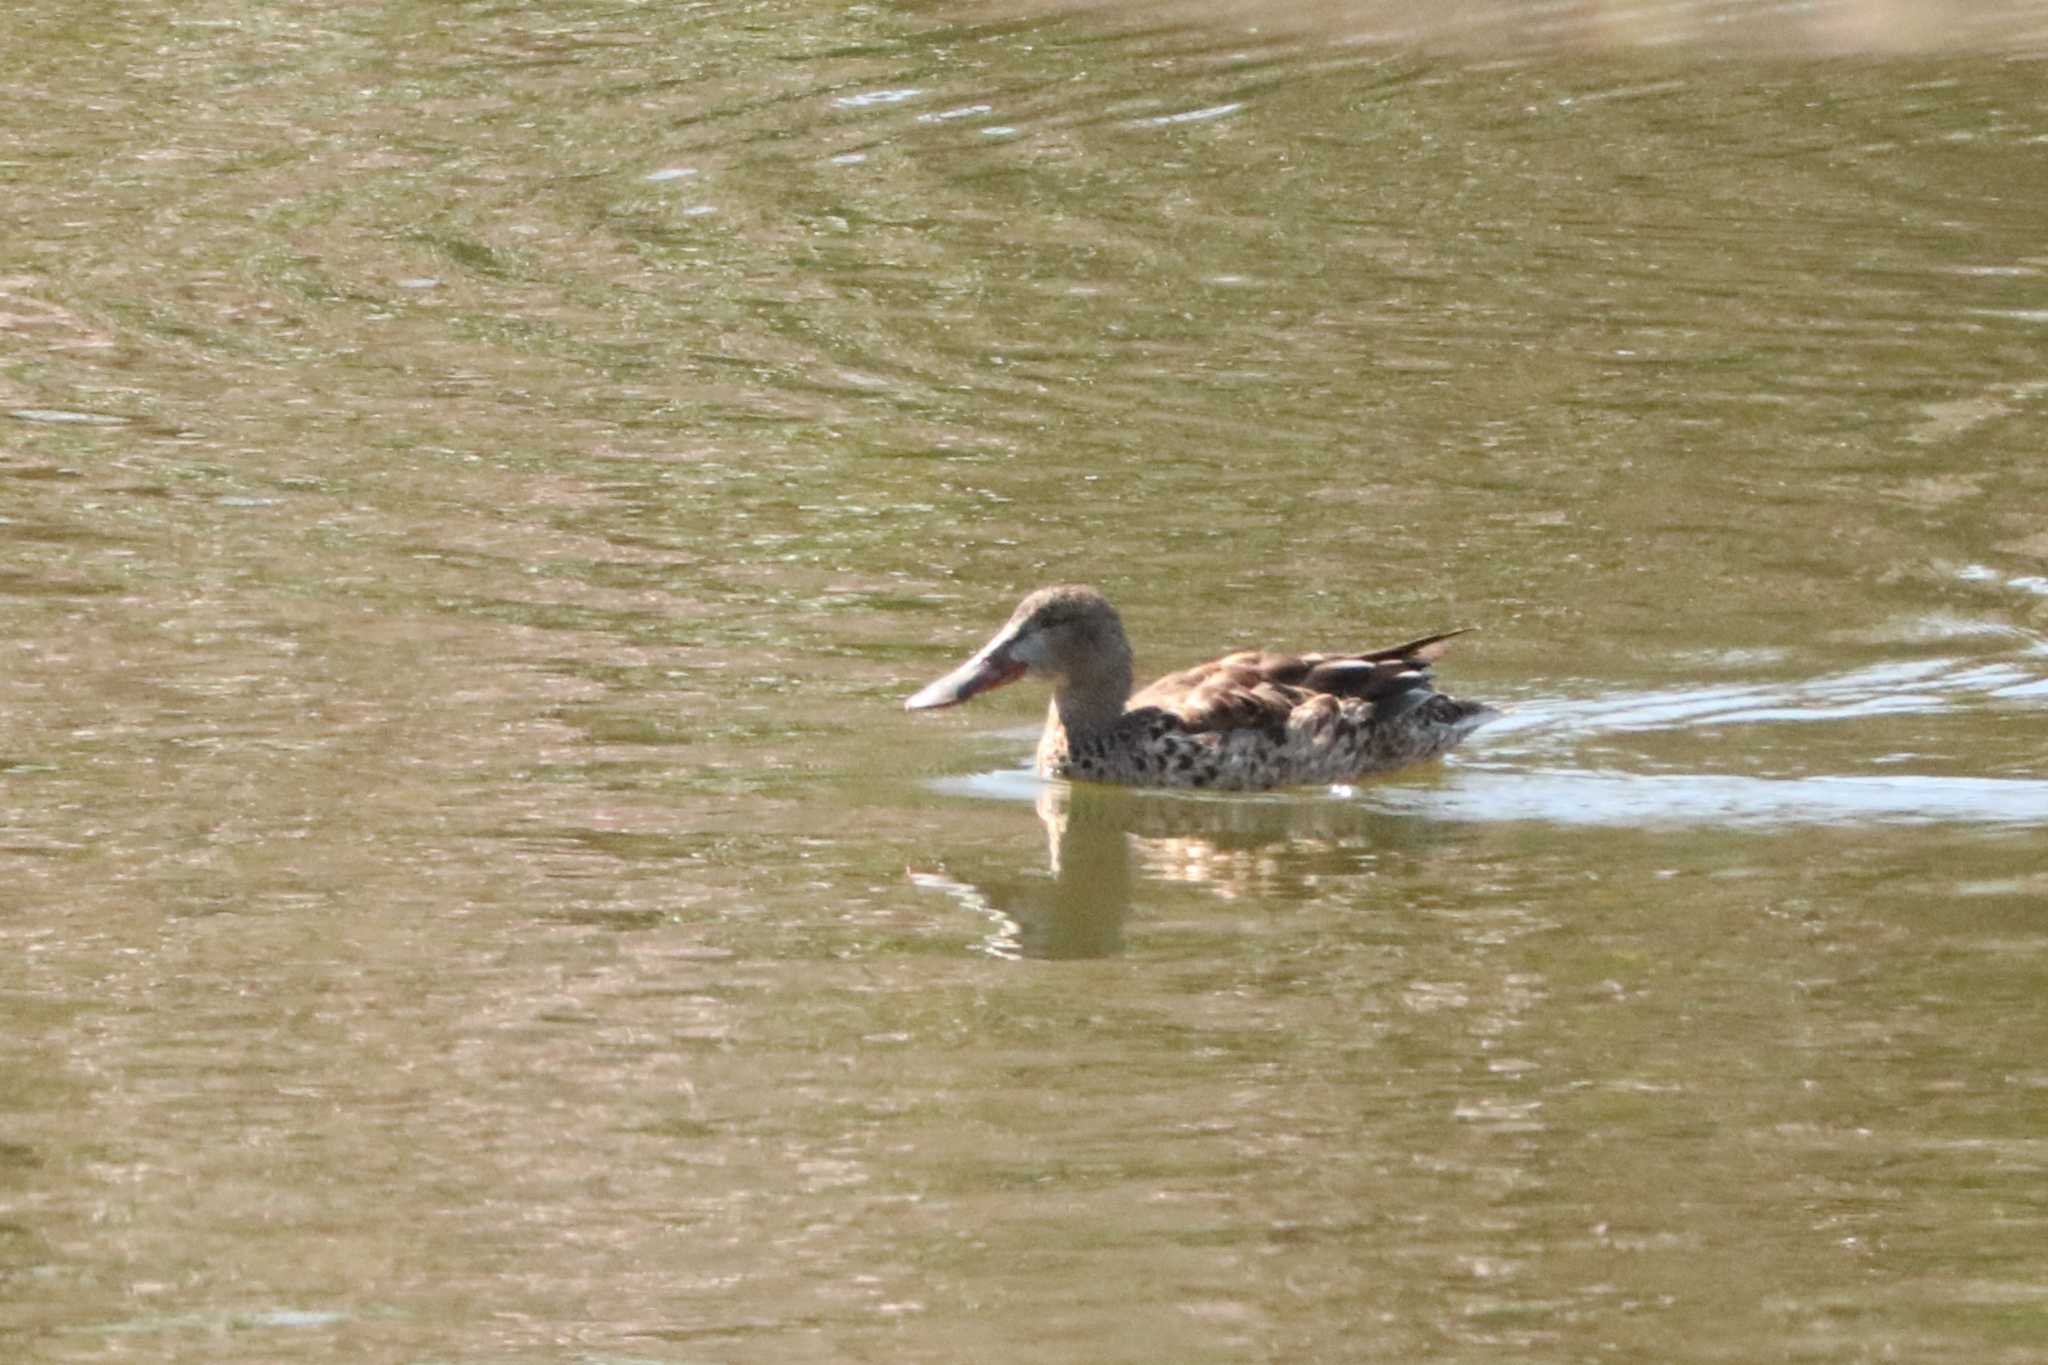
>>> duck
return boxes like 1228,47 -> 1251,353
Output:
905,585 -> 1495,790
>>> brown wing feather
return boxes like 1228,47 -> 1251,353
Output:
1129,631 -> 1472,737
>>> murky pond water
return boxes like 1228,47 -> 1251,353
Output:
5,1 -> 2047,1360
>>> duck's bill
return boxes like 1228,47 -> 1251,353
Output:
904,648 -> 1027,711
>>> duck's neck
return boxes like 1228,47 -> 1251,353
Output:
1050,652 -> 1133,740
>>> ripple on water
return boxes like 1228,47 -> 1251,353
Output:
1373,766 -> 2048,829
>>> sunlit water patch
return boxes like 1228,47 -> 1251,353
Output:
1483,654 -> 2046,752
1957,562 -> 2048,601
1370,765 -> 2048,828
932,757 -> 2048,830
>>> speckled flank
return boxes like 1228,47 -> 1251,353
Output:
1038,694 -> 1494,791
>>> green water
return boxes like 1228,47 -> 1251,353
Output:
4,1 -> 2046,1360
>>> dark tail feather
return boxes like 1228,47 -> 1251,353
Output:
1360,627 -> 1474,666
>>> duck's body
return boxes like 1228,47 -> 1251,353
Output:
906,585 -> 1494,792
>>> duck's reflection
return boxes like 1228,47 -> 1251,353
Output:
911,783 -> 1133,959
912,778 -> 1453,960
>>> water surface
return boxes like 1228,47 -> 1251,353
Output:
4,1 -> 2047,1360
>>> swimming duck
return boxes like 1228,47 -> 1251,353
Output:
905,585 -> 1494,790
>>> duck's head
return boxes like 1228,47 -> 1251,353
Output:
905,585 -> 1132,712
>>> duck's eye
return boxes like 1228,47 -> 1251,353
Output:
1426,696 -> 1461,722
